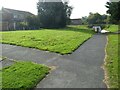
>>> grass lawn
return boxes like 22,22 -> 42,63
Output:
1,61 -> 50,89
0,26 -> 94,54
105,25 -> 119,32
105,25 -> 119,88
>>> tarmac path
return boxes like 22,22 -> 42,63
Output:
1,34 -> 107,88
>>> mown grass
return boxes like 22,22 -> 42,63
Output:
1,61 -> 50,89
0,26 -> 94,54
105,25 -> 119,88
105,25 -> 119,32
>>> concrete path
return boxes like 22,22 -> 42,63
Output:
1,34 -> 107,88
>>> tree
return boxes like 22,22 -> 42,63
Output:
64,2 -> 73,25
105,1 -> 120,24
104,15 -> 110,24
101,14 -> 108,24
81,16 -> 88,25
87,12 -> 108,25
26,15 -> 40,29
37,0 -> 72,28
18,21 -> 28,30
87,12 -> 102,24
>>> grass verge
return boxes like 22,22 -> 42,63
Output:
105,25 -> 119,32
104,25 -> 119,88
0,26 -> 94,54
1,61 -> 50,89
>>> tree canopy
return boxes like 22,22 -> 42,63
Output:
105,1 -> 120,24
26,15 -> 40,29
87,12 -> 108,25
37,0 -> 72,28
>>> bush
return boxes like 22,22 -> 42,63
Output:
87,24 -> 93,28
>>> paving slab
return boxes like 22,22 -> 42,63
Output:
1,34 -> 107,88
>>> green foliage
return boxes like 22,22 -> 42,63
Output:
106,1 -> 120,24
105,25 -> 119,88
17,21 -> 28,30
88,13 -> 102,24
105,25 -> 118,32
87,12 -> 108,25
0,26 -> 94,54
26,15 -> 40,29
81,16 -> 88,25
37,0 -> 72,28
2,61 -> 50,88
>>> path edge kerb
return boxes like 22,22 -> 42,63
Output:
102,35 -> 109,88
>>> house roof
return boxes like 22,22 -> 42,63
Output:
2,7 -> 35,16
1,7 -> 35,22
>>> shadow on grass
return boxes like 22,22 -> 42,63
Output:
46,26 -> 95,34
105,32 -> 120,35
1,26 -> 95,34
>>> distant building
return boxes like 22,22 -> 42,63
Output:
92,26 -> 102,33
70,18 -> 82,25
0,7 -> 34,31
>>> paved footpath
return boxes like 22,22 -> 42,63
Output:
1,34 -> 107,88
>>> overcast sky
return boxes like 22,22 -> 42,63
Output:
0,0 -> 109,19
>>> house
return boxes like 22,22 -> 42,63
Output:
0,7 -> 34,31
70,18 -> 82,25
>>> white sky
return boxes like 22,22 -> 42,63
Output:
0,0 -> 109,19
